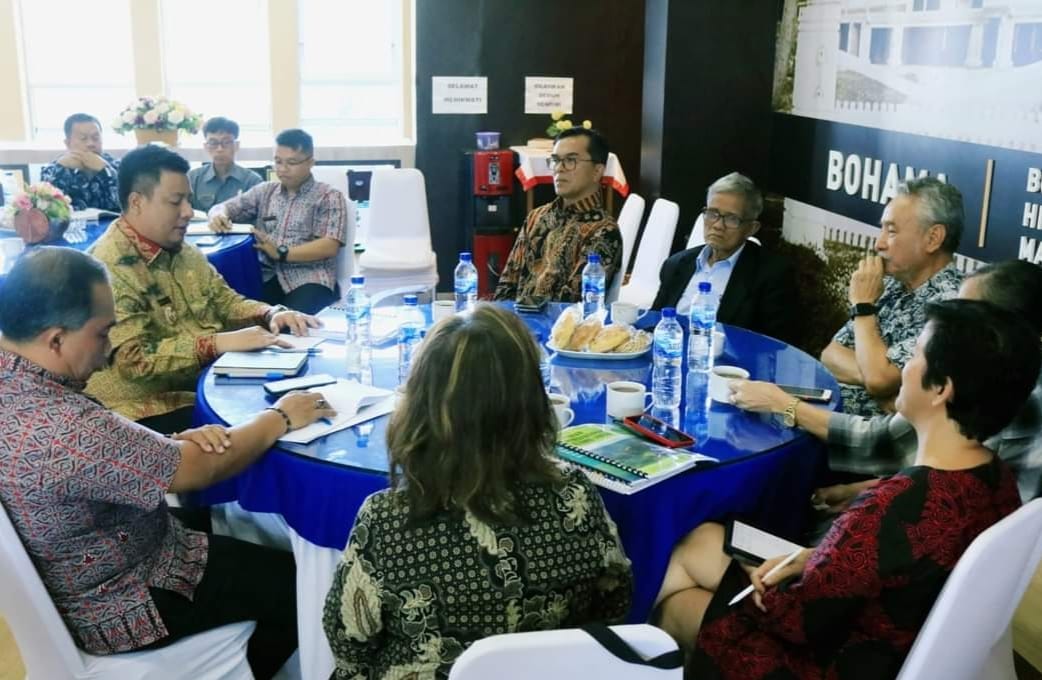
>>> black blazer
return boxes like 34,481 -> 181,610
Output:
650,242 -> 797,344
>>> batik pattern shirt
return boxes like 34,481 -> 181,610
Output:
218,177 -> 348,294
85,218 -> 273,420
40,152 -> 121,212
322,468 -> 633,680
832,263 -> 962,416
0,350 -> 207,653
493,194 -> 622,303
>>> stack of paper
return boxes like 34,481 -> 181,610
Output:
279,379 -> 397,444
186,222 -> 254,235
313,305 -> 402,345
267,335 -> 326,353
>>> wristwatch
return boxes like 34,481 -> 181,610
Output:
277,245 -> 289,262
782,397 -> 800,428
849,303 -> 878,320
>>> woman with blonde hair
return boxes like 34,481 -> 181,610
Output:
323,303 -> 632,679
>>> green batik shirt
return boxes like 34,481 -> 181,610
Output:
86,218 -> 272,421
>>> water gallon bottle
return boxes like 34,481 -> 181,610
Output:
581,253 -> 606,317
688,282 -> 718,372
454,252 -> 478,312
343,275 -> 371,382
652,307 -> 684,409
397,294 -> 425,385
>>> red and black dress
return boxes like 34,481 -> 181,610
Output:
690,456 -> 1020,680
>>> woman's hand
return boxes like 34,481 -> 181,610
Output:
812,479 -> 879,514
172,424 -> 232,454
749,548 -> 812,612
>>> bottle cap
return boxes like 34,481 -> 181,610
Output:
587,253 -> 601,263
403,294 -> 418,305
460,252 -> 472,262
698,281 -> 712,293
350,275 -> 365,285
662,307 -> 677,318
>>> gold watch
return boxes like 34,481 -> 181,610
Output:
782,397 -> 800,427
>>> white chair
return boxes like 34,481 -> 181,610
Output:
895,498 -> 1042,680
448,625 -> 682,680
619,198 -> 679,308
0,501 -> 257,680
334,200 -> 358,296
605,193 -> 645,304
685,212 -> 706,250
309,165 -> 350,198
357,168 -> 439,297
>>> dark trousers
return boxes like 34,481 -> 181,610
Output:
136,406 -> 196,436
261,278 -> 338,315
142,508 -> 298,679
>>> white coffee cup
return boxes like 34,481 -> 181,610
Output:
610,301 -> 646,326
548,393 -> 574,428
432,300 -> 456,322
709,365 -> 750,403
605,380 -> 653,420
713,329 -> 726,357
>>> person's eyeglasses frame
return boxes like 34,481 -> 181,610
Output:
273,156 -> 313,168
701,207 -> 754,230
204,138 -> 238,150
547,154 -> 601,172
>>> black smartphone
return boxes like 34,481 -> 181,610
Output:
515,296 -> 547,314
622,413 -> 695,448
263,373 -> 337,397
776,384 -> 832,403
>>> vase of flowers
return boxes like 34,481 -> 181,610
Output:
5,182 -> 73,245
111,95 -> 203,147
528,111 -> 594,150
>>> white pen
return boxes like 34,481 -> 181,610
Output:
728,547 -> 805,607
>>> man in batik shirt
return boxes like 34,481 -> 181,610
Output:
494,127 -> 622,303
86,144 -> 316,434
40,113 -> 121,212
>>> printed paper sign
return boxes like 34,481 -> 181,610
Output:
525,77 -> 573,114
432,77 -> 487,114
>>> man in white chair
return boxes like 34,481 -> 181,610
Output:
651,172 -> 796,343
0,247 -> 335,679
210,128 -> 349,314
493,127 -> 622,303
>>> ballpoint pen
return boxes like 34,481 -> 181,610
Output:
728,547 -> 805,606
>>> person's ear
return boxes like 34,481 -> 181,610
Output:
932,377 -> 954,408
924,223 -> 946,254
747,220 -> 761,237
42,327 -> 65,356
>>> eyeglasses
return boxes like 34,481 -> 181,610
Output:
273,156 -> 312,168
701,207 -> 752,230
546,155 -> 598,171
204,139 -> 236,149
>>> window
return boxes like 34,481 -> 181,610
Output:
18,0 -> 135,141
160,0 -> 272,145
297,0 -> 406,144
912,0 -> 941,11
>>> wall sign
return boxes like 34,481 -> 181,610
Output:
432,77 -> 487,114
524,77 -> 573,114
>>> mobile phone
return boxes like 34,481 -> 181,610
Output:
776,384 -> 832,403
263,373 -> 337,396
723,519 -> 804,566
515,296 -> 547,314
194,234 -> 221,247
622,413 -> 695,448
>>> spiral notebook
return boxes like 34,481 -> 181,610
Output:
555,423 -> 717,495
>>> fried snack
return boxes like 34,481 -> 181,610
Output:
614,330 -> 652,353
550,306 -> 581,348
566,315 -> 603,350
589,324 -> 632,353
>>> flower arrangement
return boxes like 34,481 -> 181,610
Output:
111,95 -> 203,135
546,111 -> 593,138
5,182 -> 73,244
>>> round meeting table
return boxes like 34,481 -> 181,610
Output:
0,217 -> 262,299
188,301 -> 841,680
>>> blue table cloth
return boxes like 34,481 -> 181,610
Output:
191,303 -> 840,622
0,218 -> 262,299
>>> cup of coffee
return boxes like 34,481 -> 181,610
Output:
548,393 -> 574,429
610,301 -> 646,326
713,329 -> 726,357
432,300 -> 456,322
709,365 -> 750,403
605,380 -> 653,420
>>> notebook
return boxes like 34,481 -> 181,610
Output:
555,423 -> 716,495
211,350 -> 307,378
278,379 -> 397,444
186,222 -> 253,235
266,334 -> 326,353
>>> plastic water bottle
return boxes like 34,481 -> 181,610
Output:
688,282 -> 717,372
581,253 -> 606,317
343,275 -> 371,382
683,369 -> 711,444
534,332 -> 552,390
652,307 -> 684,409
397,294 -> 425,385
454,252 -> 478,312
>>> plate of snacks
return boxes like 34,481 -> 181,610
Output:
546,306 -> 652,360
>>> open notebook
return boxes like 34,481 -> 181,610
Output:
556,423 -> 716,495
278,379 -> 397,444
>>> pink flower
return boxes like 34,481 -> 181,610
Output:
13,195 -> 32,211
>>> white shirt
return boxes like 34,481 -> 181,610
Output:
675,243 -> 746,315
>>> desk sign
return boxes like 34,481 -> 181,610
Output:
525,76 -> 573,114
432,77 -> 487,114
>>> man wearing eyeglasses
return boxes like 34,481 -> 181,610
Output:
493,127 -> 622,303
651,172 -> 796,344
208,128 -> 348,314
187,117 -> 261,211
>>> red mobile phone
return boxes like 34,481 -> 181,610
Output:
622,413 -> 696,448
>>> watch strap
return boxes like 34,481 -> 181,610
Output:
850,303 -> 878,320
783,397 -> 800,428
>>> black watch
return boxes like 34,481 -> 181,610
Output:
277,245 -> 289,262
849,303 -> 878,320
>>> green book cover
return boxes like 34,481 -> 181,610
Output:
556,423 -> 715,484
